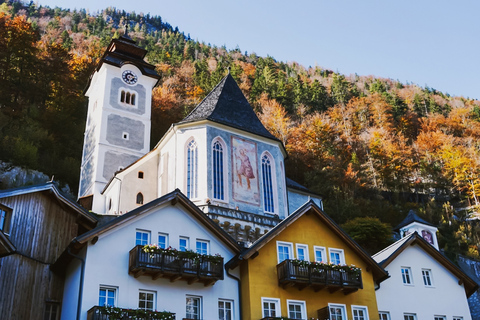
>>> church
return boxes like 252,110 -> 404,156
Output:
77,33 -> 322,242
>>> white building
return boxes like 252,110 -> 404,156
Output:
60,189 -> 241,320
373,211 -> 477,320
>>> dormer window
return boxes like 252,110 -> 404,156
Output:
120,90 -> 136,106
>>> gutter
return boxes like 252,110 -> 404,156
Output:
225,262 -> 242,320
67,247 -> 86,320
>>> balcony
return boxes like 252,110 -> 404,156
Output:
129,245 -> 224,286
277,260 -> 362,294
87,306 -> 175,320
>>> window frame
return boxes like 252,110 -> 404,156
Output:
287,299 -> 307,320
196,239 -> 209,255
119,89 -> 136,106
136,192 -> 144,205
328,248 -> 345,265
276,241 -> 294,264
135,230 -> 150,246
434,316 -> 446,320
186,138 -> 199,199
401,267 -> 413,285
314,246 -> 327,263
44,302 -> 60,320
328,303 -> 347,320
453,317 -> 464,320
261,152 -> 277,214
295,244 -> 309,261
261,297 -> 281,318
212,137 -> 228,202
138,290 -> 156,311
186,295 -> 202,320
351,305 -> 369,320
218,299 -> 233,320
158,233 -> 168,249
0,204 -> 12,235
379,311 -> 390,320
422,268 -> 433,287
99,286 -> 117,307
403,313 -> 416,320
179,236 -> 190,252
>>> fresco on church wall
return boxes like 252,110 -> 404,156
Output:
232,136 -> 260,205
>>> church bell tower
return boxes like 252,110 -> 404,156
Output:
78,34 -> 159,213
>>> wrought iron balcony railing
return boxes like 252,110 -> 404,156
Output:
129,245 -> 224,286
277,259 -> 362,294
87,306 -> 175,320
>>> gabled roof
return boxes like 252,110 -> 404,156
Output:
372,232 -> 478,297
0,182 -> 97,226
70,189 -> 240,253
178,73 -> 280,142
0,230 -> 15,258
394,209 -> 435,231
227,200 -> 388,283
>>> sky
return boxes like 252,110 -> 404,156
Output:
37,0 -> 480,100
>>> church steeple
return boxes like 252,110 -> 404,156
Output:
394,210 -> 439,249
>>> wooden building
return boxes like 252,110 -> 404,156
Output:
0,182 -> 97,320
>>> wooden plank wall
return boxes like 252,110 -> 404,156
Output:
0,191 -> 82,319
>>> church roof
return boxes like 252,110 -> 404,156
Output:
179,73 -> 280,142
394,209 -> 435,231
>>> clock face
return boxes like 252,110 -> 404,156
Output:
122,70 -> 138,85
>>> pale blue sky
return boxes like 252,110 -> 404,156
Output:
37,0 -> 479,100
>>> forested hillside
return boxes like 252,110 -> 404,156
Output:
1,0 -> 479,259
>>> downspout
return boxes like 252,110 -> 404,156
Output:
225,263 -> 242,320
67,247 -> 86,320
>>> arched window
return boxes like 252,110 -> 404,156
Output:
120,90 -> 136,106
120,91 -> 126,103
212,140 -> 225,200
262,154 -> 275,213
131,93 -> 136,105
186,139 -> 198,199
136,192 -> 144,205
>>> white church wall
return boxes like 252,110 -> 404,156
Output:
376,244 -> 472,320
287,189 -> 323,215
76,203 -> 239,320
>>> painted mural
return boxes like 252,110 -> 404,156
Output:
232,136 -> 260,205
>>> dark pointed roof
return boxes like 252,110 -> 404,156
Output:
179,74 -> 279,142
394,210 -> 435,231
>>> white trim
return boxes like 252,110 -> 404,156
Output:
138,289 -> 156,311
286,299 -> 307,320
328,303 -> 347,320
421,268 -> 434,287
379,311 -> 390,320
276,241 -> 294,264
401,266 -> 414,285
195,239 -> 210,255
186,295 -> 202,320
328,248 -> 345,265
295,243 -> 309,261
135,229 -> 150,246
351,305 -> 369,320
261,297 -> 281,318
218,299 -> 234,320
158,233 -> 169,249
179,236 -> 190,251
211,136 -> 229,203
185,137 -> 199,200
314,246 -> 327,263
99,285 -> 118,307
403,313 -> 417,320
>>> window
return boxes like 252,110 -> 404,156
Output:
218,299 -> 233,320
401,267 -> 413,285
196,240 -> 209,255
44,302 -> 60,320
99,287 -> 116,307
136,230 -> 150,246
329,304 -> 346,320
422,269 -> 433,286
186,296 -> 201,319
314,246 -> 326,263
296,244 -> 309,261
329,248 -> 345,265
277,241 -> 293,263
138,171 -> 144,179
186,139 -> 198,199
453,317 -> 464,320
262,298 -> 280,318
287,300 -> 306,320
0,205 -> 12,234
261,154 -> 275,213
180,237 -> 189,251
379,312 -> 390,320
139,290 -> 155,311
158,233 -> 168,249
122,132 -> 129,140
136,192 -> 144,205
403,314 -> 416,320
434,316 -> 446,320
120,90 -> 136,106
352,306 -> 369,320
213,139 -> 225,201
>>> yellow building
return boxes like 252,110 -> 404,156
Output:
227,201 -> 388,320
